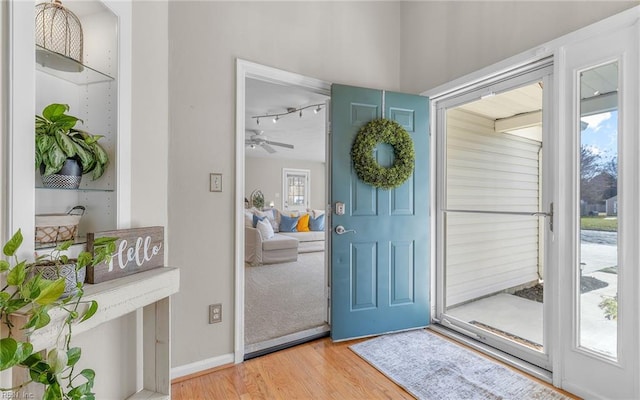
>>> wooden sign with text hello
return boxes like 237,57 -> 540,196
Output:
86,227 -> 164,284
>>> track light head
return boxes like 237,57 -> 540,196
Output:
256,118 -> 260,125
273,116 -> 279,123
314,105 -> 321,114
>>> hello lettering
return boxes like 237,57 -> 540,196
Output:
108,235 -> 162,272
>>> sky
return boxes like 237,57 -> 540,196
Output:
581,110 -> 618,164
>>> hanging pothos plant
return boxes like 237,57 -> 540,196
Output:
350,118 -> 415,190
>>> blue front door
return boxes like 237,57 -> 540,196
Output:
330,84 -> 430,340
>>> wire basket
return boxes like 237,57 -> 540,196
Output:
35,206 -> 85,244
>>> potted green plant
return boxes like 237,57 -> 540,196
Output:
0,229 -> 116,399
35,103 -> 109,189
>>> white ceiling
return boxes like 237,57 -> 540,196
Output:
245,78 -> 328,163
457,83 -> 543,120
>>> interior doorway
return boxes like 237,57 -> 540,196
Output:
435,63 -> 554,371
240,70 -> 331,359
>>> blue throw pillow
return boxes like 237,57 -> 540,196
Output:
309,214 -> 325,231
252,214 -> 266,228
279,215 -> 299,232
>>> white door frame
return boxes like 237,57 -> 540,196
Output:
234,60 -> 330,363
424,5 -> 639,393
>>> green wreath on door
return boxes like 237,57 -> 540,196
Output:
350,118 -> 415,190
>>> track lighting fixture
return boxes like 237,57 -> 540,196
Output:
252,103 -> 324,125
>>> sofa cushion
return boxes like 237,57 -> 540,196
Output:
252,214 -> 267,228
279,231 -> 325,242
296,214 -> 310,232
279,214 -> 299,232
262,234 -> 299,251
256,219 -> 274,240
309,214 -> 325,231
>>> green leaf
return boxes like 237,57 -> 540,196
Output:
76,252 -> 92,269
52,114 -> 80,130
93,237 -> 117,246
0,338 -> 33,370
84,134 -> 104,145
73,141 -> 93,172
7,261 -> 27,286
47,348 -> 68,374
4,298 -> 29,314
55,130 -> 76,158
91,162 -> 105,180
3,229 -> 23,256
0,337 -> 17,370
80,300 -> 99,323
35,278 -> 66,305
56,240 -> 75,251
0,291 -> 10,305
0,259 -> 10,272
80,368 -> 96,381
67,347 -> 81,367
42,103 -> 68,121
37,134 -> 54,154
20,353 -> 42,367
46,143 -> 67,174
43,381 -> 63,400
92,142 -> 109,165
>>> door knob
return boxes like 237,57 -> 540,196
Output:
335,225 -> 356,235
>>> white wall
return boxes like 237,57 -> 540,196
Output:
399,1 -> 639,93
168,1 -> 401,369
445,109 -> 541,306
165,0 -> 639,373
245,157 -> 326,211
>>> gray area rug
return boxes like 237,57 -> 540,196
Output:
351,329 -> 570,400
245,252 -> 326,345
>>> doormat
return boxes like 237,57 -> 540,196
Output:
350,329 -> 570,400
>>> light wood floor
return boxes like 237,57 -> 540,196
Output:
172,333 -> 580,400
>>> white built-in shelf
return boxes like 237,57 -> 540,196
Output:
36,45 -> 115,85
11,267 -> 179,399
35,186 -> 115,192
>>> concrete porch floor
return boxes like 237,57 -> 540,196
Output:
446,270 -> 618,356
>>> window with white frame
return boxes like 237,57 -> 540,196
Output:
282,168 -> 310,212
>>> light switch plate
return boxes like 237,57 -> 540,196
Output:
210,173 -> 222,192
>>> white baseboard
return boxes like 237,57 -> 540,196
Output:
171,353 -> 235,380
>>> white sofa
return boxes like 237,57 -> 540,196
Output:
244,207 -> 326,265
278,231 -> 325,253
245,226 -> 299,266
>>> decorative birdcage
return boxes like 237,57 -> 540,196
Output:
35,0 -> 83,64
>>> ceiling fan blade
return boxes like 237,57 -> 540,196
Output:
266,140 -> 294,149
261,143 -> 277,154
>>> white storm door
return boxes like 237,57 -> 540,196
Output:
557,19 -> 639,399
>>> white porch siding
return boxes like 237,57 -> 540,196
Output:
446,109 -> 541,307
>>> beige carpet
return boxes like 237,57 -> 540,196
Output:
245,252 -> 326,345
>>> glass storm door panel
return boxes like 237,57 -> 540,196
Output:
578,61 -> 618,358
559,20 -> 639,399
437,65 -> 553,371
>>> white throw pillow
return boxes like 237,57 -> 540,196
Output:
308,208 -> 325,219
244,211 -> 254,228
256,218 -> 274,240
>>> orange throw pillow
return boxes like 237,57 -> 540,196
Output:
296,214 -> 310,232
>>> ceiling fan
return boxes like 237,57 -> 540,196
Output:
245,130 -> 294,153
